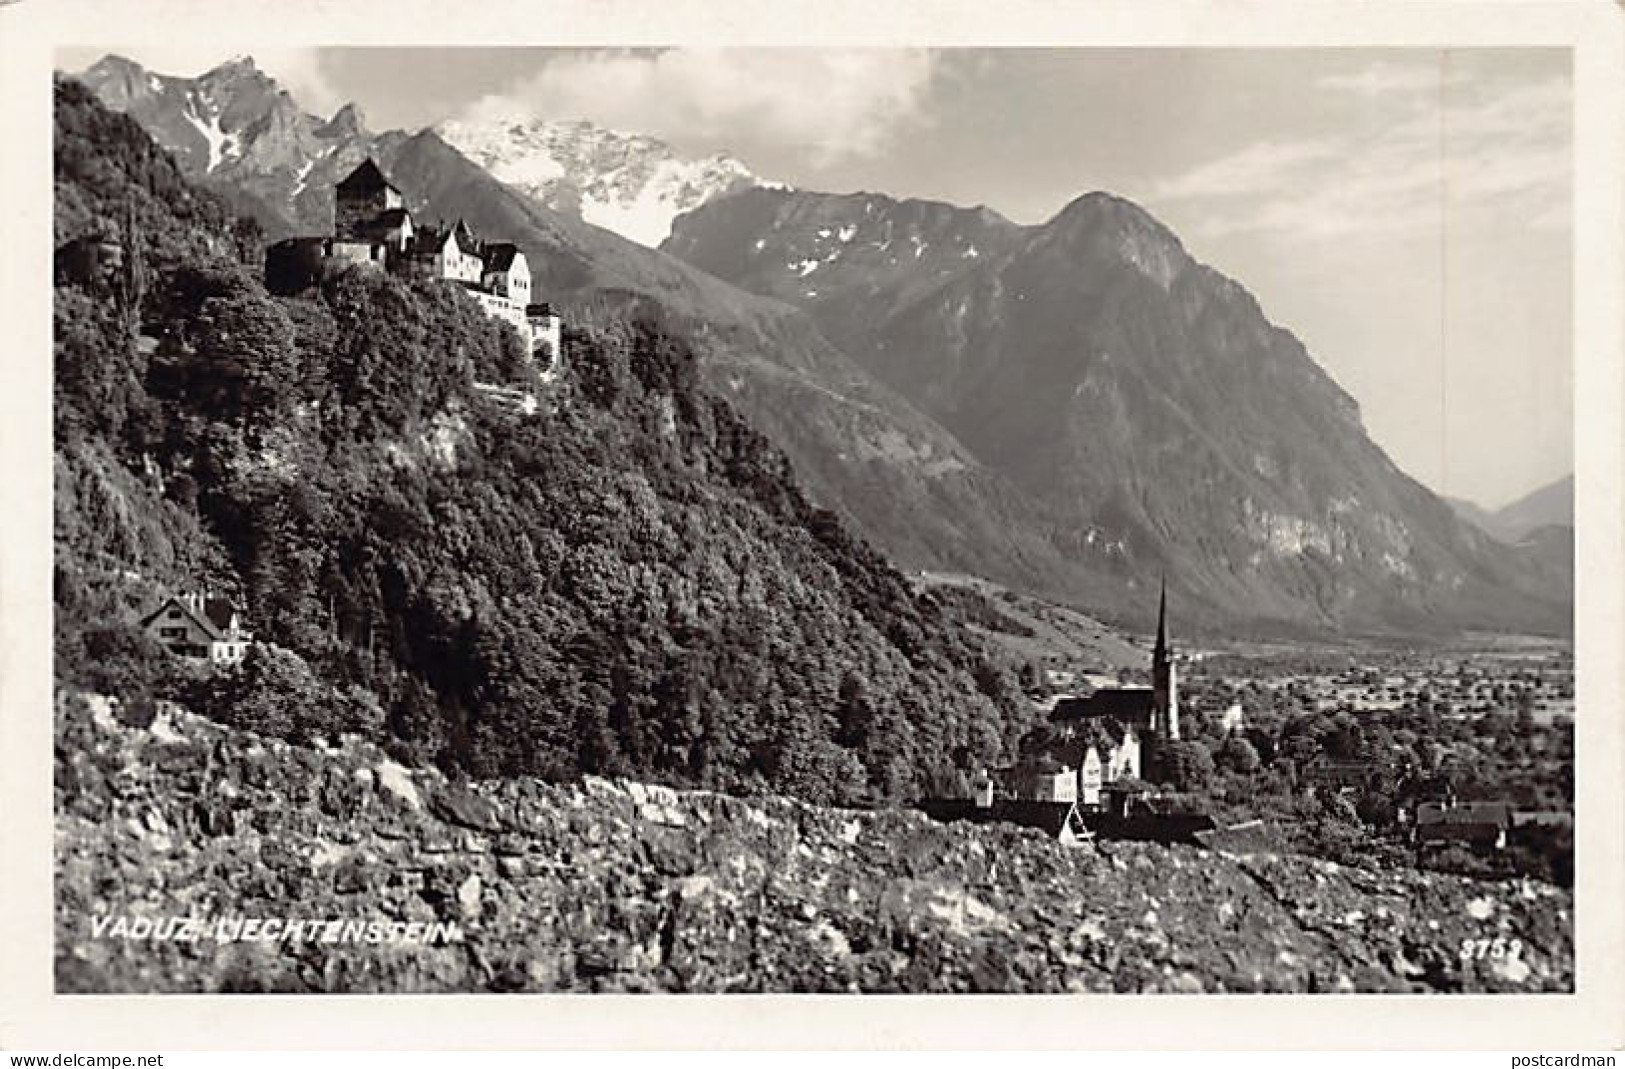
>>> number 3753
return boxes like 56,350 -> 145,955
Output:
1459,937 -> 1523,961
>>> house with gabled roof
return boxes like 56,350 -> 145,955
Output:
1414,801 -> 1511,852
480,242 -> 530,305
139,592 -> 253,665
411,220 -> 484,284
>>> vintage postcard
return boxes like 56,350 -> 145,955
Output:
2,0 -> 1621,1051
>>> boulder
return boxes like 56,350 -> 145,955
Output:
430,786 -> 505,834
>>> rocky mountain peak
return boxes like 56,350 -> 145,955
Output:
434,115 -> 770,246
1039,191 -> 1190,290
318,102 -> 369,140
196,54 -> 272,94
663,182 -> 1571,633
77,54 -> 164,107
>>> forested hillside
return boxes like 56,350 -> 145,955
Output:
52,77 -> 1033,804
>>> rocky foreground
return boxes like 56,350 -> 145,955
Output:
55,694 -> 1572,993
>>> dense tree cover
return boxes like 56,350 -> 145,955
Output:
52,80 -> 1033,805
1166,698 -> 1574,886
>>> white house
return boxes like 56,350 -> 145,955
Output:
480,243 -> 531,305
1079,728 -> 1141,808
140,592 -> 253,665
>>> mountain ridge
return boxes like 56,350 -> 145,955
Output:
435,115 -> 773,247
70,55 -> 1133,619
70,53 -> 1572,637
664,186 -> 1570,634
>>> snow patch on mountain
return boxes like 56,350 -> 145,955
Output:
183,99 -> 232,172
436,117 -> 774,246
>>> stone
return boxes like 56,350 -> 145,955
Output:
457,874 -> 484,921
431,786 -> 505,833
375,760 -> 422,811
50,689 -> 1575,995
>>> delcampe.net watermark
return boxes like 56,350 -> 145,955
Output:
87,915 -> 465,946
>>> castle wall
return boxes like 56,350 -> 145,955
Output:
528,313 -> 563,376
336,189 -> 387,241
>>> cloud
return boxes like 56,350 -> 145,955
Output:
458,48 -> 942,165
1316,60 -> 1449,97
1149,138 -> 1345,201
1150,71 -> 1571,241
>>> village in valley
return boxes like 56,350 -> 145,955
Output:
915,575 -> 1574,883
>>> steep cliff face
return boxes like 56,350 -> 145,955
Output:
56,695 -> 1572,994
666,188 -> 1572,634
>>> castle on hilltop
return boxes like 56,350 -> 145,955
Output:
265,159 -> 563,373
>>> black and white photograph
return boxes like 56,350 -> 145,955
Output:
5,0 -> 1625,1051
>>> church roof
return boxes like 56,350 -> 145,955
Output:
1154,575 -> 1170,662
1051,688 -> 1155,723
918,798 -> 1082,839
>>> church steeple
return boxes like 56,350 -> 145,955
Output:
1153,575 -> 1169,666
1151,576 -> 1179,741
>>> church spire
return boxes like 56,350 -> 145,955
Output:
1151,575 -> 1179,741
1153,574 -> 1169,664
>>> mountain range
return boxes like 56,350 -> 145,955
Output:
662,187 -> 1572,632
435,116 -> 770,247
74,55 -> 771,248
68,53 -> 1573,637
1448,474 -> 1574,545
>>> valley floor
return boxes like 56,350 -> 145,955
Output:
54,694 -> 1572,993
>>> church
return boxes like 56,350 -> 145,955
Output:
921,581 -> 1199,842
1048,578 -> 1181,797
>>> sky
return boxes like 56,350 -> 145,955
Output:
58,45 -> 1573,510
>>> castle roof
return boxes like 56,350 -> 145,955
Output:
336,158 -> 398,195
413,226 -> 456,255
482,242 -> 523,271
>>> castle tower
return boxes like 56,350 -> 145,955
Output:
1151,577 -> 1179,741
334,158 -> 404,241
